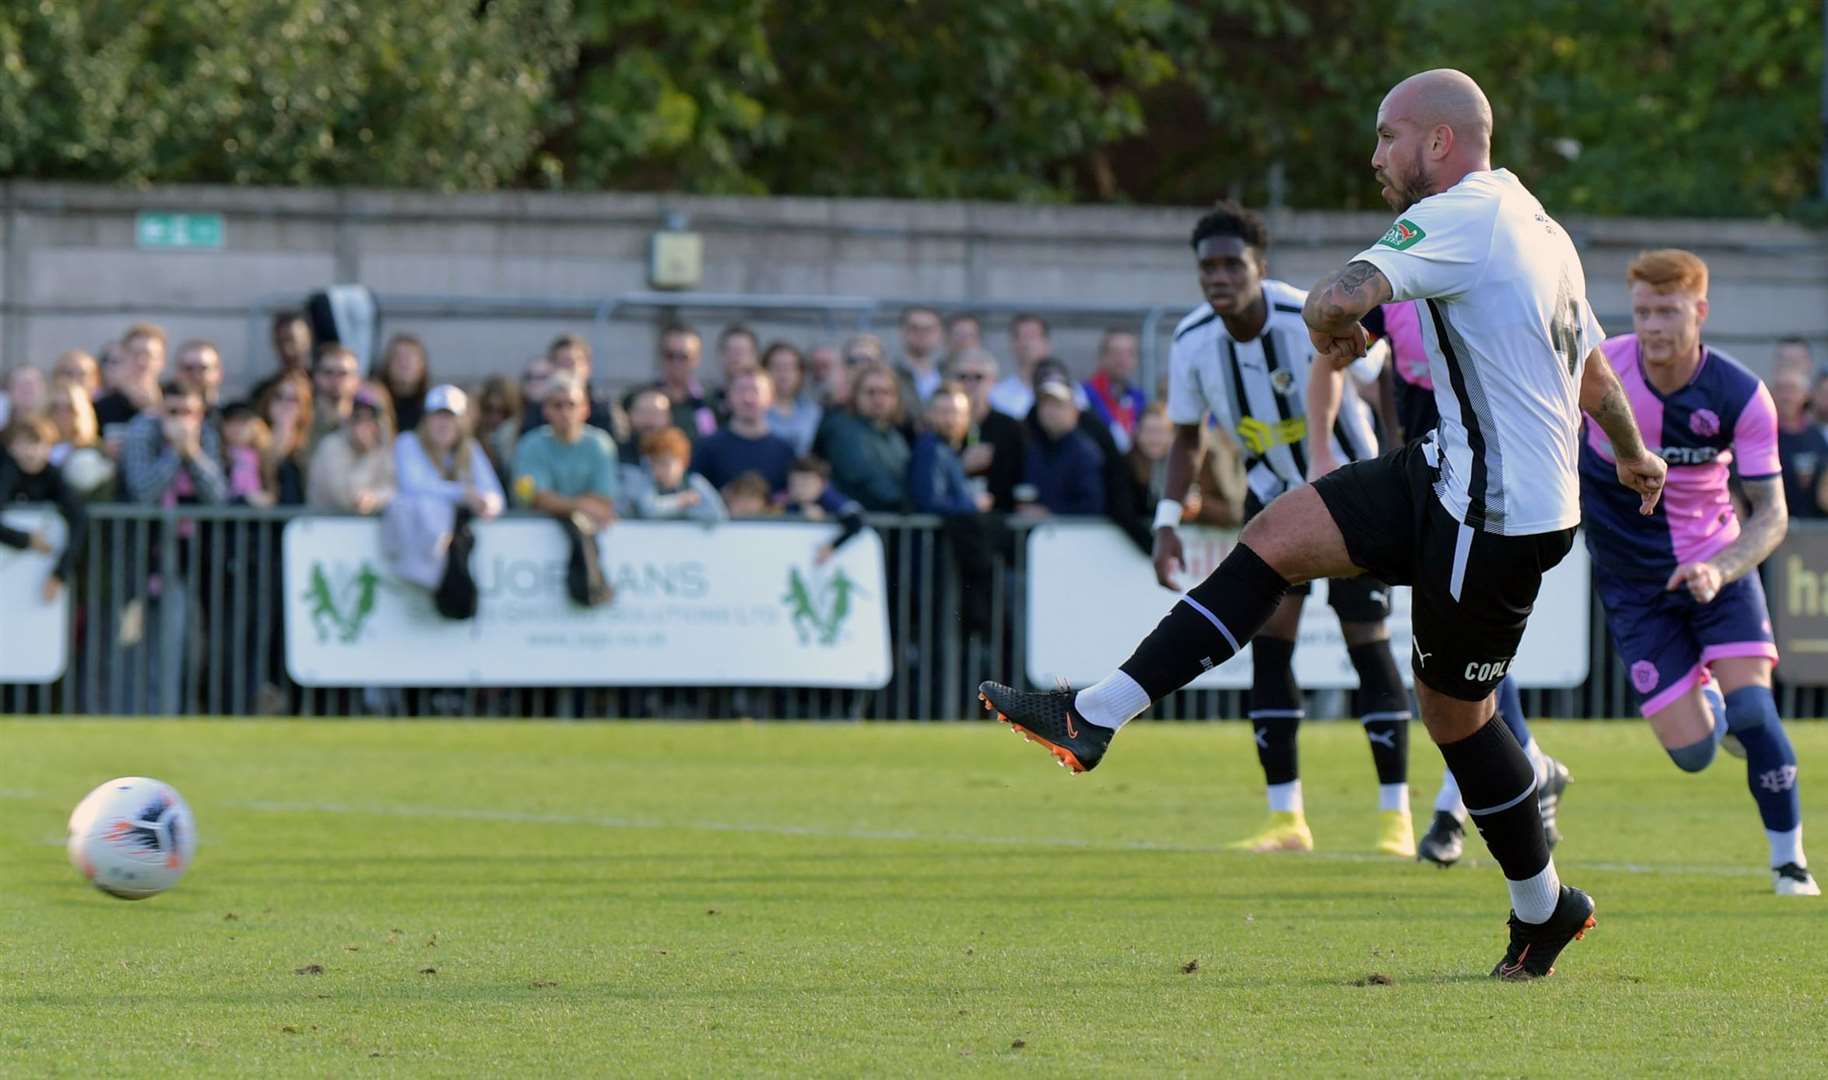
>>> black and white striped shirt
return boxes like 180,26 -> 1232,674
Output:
1167,279 -> 1382,507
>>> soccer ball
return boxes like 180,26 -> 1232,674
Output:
66,777 -> 197,900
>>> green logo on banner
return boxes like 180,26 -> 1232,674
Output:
1377,218 -> 1426,250
306,561 -> 381,643
783,566 -> 858,646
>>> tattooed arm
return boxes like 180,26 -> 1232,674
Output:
1579,347 -> 1666,515
1666,477 -> 1787,604
1303,261 -> 1394,369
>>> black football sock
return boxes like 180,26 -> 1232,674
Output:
1248,636 -> 1302,788
1349,640 -> 1410,789
1118,544 -> 1291,701
1436,713 -> 1560,922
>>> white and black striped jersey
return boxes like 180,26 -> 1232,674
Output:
1353,169 -> 1605,536
1166,279 -> 1383,508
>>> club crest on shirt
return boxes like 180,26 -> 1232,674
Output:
1269,368 -> 1297,397
1377,219 -> 1426,250
1688,408 -> 1720,437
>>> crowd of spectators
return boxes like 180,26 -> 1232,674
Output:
1772,337 -> 1828,519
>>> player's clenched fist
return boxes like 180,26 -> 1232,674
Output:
1614,450 -> 1667,515
1307,324 -> 1368,370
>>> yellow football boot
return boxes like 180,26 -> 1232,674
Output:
1229,811 -> 1314,853
1375,808 -> 1417,858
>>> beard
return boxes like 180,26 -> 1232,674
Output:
1377,149 -> 1431,211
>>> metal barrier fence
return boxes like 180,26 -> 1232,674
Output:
3,504 -> 1826,721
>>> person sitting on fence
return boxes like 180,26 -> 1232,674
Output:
309,344 -> 362,452
1020,378 -> 1105,516
911,381 -> 993,516
384,384 -> 503,619
512,373 -> 617,607
692,371 -> 797,494
813,361 -> 911,512
779,455 -> 863,563
763,341 -> 823,456
628,426 -> 725,522
121,378 -> 227,508
256,370 -> 314,505
45,377 -> 114,497
721,471 -> 775,517
219,403 -> 275,507
374,333 -> 430,434
307,383 -> 396,515
0,413 -> 86,603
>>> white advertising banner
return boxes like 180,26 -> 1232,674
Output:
0,507 -> 71,683
284,518 -> 892,688
1025,522 -> 1590,690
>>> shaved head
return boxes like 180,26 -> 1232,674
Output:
1371,69 -> 1495,211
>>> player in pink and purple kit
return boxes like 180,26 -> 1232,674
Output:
1580,249 -> 1816,895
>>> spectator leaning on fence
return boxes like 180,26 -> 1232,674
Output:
692,370 -> 797,494
779,456 -> 863,562
948,346 -> 1026,512
629,426 -> 725,522
1021,378 -> 1105,516
911,381 -> 993,515
121,378 -> 227,508
0,414 -> 85,603
308,383 -> 397,515
96,323 -> 167,430
762,341 -> 823,456
512,373 -> 617,607
1774,368 -> 1828,518
989,313 -> 1052,419
256,370 -> 313,505
375,333 -> 430,435
814,361 -> 911,513
894,305 -> 946,418
385,384 -> 503,617
1082,329 -> 1146,452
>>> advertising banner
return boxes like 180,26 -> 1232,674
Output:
1769,527 -> 1828,685
285,518 -> 892,688
1025,522 -> 1591,690
0,507 -> 70,683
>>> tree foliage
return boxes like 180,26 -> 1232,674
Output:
0,0 -> 1817,217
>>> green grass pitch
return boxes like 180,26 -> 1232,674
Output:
3,717 -> 1826,1076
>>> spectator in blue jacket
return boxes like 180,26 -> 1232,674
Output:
1022,378 -> 1105,516
910,382 -> 992,515
691,371 -> 797,493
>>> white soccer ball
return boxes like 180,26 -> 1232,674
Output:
66,777 -> 197,900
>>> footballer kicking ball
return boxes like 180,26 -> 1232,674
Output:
66,777 -> 197,900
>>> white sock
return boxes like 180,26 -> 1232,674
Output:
1379,783 -> 1409,813
1508,861 -> 1562,924
1267,780 -> 1303,814
1522,737 -> 1549,787
1073,671 -> 1151,730
1433,767 -> 1466,818
1768,825 -> 1806,869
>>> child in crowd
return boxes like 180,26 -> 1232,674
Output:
220,402 -> 275,507
779,455 -> 863,562
629,426 -> 724,522
720,471 -> 774,517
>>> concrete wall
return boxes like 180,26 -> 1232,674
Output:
2,181 -> 1823,400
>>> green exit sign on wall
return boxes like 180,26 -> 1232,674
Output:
135,211 -> 225,250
